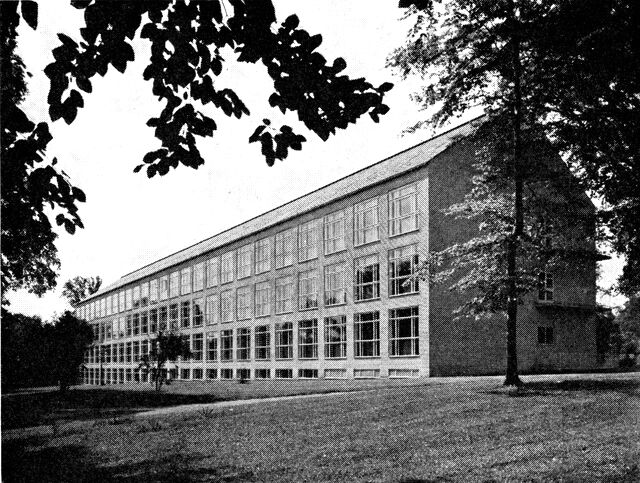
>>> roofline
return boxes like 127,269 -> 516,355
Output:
82,114 -> 484,302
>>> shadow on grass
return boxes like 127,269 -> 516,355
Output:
1,389 -> 224,430
484,378 -> 640,398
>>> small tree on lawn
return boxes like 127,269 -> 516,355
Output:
139,332 -> 191,392
44,310 -> 94,392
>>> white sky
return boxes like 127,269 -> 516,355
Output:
8,0 -> 626,319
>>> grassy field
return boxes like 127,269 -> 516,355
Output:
2,374 -> 639,482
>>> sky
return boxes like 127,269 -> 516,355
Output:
8,0 -> 626,319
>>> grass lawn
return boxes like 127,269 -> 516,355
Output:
2,373 -> 639,482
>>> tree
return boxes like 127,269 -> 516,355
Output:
138,331 -> 191,391
43,311 -> 94,392
62,275 -> 102,308
388,0 -> 615,385
44,0 -> 392,175
614,295 -> 640,366
1,2 -> 85,304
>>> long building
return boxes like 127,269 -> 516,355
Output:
77,116 -> 600,385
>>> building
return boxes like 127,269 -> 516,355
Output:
77,116 -> 600,385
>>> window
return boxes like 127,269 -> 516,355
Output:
141,339 -> 149,359
538,326 -> 554,344
324,210 -> 346,255
324,315 -> 347,358
275,368 -> 293,379
150,279 -> 158,304
125,288 -> 133,310
538,271 -> 554,301
105,295 -> 111,316
389,369 -> 419,378
180,267 -> 192,295
354,255 -> 380,301
237,327 -> 251,360
181,368 -> 191,380
255,368 -> 270,379
324,262 -> 347,306
389,307 -> 419,356
298,269 -> 319,310
206,332 -> 218,361
236,286 -> 252,320
354,197 -> 380,246
192,298 -> 204,327
354,368 -> 380,379
275,322 -> 293,359
126,315 -> 132,337
133,340 -> 140,362
255,238 -> 272,274
206,257 -> 219,287
255,325 -> 270,360
237,243 -> 252,279
275,228 -> 296,269
298,219 -> 318,261
159,306 -> 168,331
207,368 -> 218,379
254,281 -> 271,317
324,368 -> 347,379
205,295 -> 217,325
221,368 -> 234,379
299,369 -> 318,379
125,342 -> 131,363
133,285 -> 141,309
298,319 -> 318,359
160,276 -> 169,300
237,368 -> 251,380
141,311 -> 149,334
221,251 -> 235,284
389,245 -> 419,296
149,309 -> 158,333
193,262 -> 204,291
169,271 -> 179,298
221,329 -> 233,361
140,282 -> 149,307
354,311 -> 380,357
193,368 -> 203,380
275,276 -> 294,314
192,333 -> 203,361
220,290 -> 234,323
181,300 -> 191,328
169,304 -> 179,331
389,184 -> 419,236
117,291 -> 124,312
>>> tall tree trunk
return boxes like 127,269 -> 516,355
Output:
505,0 -> 523,387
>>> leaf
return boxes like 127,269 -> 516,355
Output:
133,164 -> 143,173
378,82 -> 394,93
21,1 -> 38,30
56,214 -> 66,226
283,15 -> 300,31
76,76 -> 92,93
64,220 -> 76,235
249,125 -> 266,143
72,187 -> 86,203
333,57 -> 347,72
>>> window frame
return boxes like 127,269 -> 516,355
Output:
324,315 -> 347,359
354,311 -> 381,358
389,245 -> 419,297
354,254 -> 381,302
389,307 -> 419,357
298,269 -> 319,310
354,197 -> 380,246
323,210 -> 346,255
388,183 -> 419,237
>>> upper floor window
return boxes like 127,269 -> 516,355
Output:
298,219 -> 318,262
193,262 -> 205,291
206,257 -> 219,287
191,333 -> 204,361
159,276 -> 169,300
275,322 -> 293,359
169,271 -> 179,297
140,282 -> 149,306
220,290 -> 234,323
133,285 -> 141,309
205,295 -> 217,325
236,286 -> 252,320
237,327 -> 251,361
354,254 -> 380,301
298,319 -> 318,359
389,307 -> 419,356
324,210 -> 346,255
324,262 -> 347,306
255,281 -> 271,317
388,184 -> 418,236
192,298 -> 204,327
255,325 -> 270,360
105,295 -> 112,316
354,197 -> 380,246
324,315 -> 347,359
149,279 -> 158,304
125,288 -> 133,310
237,244 -> 252,279
221,251 -> 235,284
389,245 -> 419,296
538,271 -> 554,302
275,228 -> 296,269
298,269 -> 319,310
206,332 -> 218,361
220,329 -> 233,361
275,276 -> 294,314
255,238 -> 272,274
180,267 -> 192,295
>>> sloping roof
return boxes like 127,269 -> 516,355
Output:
84,115 -> 483,302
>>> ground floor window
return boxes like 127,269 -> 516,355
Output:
298,369 -> 318,379
538,326 -> 554,344
324,315 -> 347,358
206,332 -> 218,361
207,368 -> 217,379
237,328 -> 251,361
298,319 -> 318,359
255,325 -> 271,360
193,368 -> 203,380
354,311 -> 380,357
275,368 -> 293,379
237,368 -> 251,380
221,368 -> 234,379
354,368 -> 380,379
255,368 -> 270,379
324,368 -> 347,379
181,368 -> 191,380
389,307 -> 419,356
275,322 -> 293,359
221,329 -> 233,361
